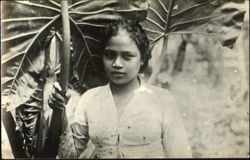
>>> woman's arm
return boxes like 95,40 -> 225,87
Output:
162,93 -> 193,158
57,122 -> 90,158
46,82 -> 90,158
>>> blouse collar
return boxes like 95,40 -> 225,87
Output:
107,76 -> 146,95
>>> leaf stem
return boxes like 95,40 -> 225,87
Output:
148,0 -> 174,85
60,1 -> 71,94
164,0 -> 174,33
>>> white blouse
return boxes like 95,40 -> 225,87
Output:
58,81 -> 192,158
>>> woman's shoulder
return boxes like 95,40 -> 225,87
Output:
79,84 -> 107,101
75,85 -> 107,108
143,84 -> 178,113
142,83 -> 177,108
143,83 -> 174,99
74,84 -> 108,114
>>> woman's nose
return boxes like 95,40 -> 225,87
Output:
112,57 -> 123,68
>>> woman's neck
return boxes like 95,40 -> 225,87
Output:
110,77 -> 140,96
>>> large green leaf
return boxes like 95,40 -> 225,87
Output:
140,0 -> 246,84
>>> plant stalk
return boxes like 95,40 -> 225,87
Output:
148,0 -> 174,85
60,0 -> 71,94
42,1 -> 71,158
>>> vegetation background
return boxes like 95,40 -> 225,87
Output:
155,6 -> 249,157
1,0 -> 249,158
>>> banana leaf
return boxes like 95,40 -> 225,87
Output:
140,0 -> 246,84
1,0 -> 148,158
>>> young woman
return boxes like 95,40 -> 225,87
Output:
48,22 -> 192,158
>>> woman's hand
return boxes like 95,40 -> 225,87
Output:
47,82 -> 71,135
48,82 -> 71,111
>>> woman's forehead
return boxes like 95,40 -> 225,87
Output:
105,31 -> 140,54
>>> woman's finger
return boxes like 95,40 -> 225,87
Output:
48,94 -> 65,109
52,92 -> 66,103
53,82 -> 62,92
66,92 -> 71,99
49,96 -> 65,109
65,92 -> 71,104
52,95 -> 65,106
48,97 -> 57,110
53,82 -> 64,96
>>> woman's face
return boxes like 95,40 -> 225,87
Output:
103,29 -> 142,85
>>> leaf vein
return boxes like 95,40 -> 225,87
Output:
16,1 -> 60,12
2,31 -> 38,42
170,14 -> 224,30
148,7 -> 166,24
143,27 -> 162,35
146,17 -> 165,31
69,17 -> 93,60
7,15 -> 60,96
1,17 -> 54,23
159,0 -> 169,14
171,0 -> 214,17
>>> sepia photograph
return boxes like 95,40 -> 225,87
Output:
1,0 -> 249,159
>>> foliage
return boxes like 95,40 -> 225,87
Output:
1,0 -> 148,112
1,0 -> 148,157
140,0 -> 246,84
1,0 -> 247,158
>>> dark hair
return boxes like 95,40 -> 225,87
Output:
103,21 -> 151,73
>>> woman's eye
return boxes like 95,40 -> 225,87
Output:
123,54 -> 134,60
104,51 -> 115,59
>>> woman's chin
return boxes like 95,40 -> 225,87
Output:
110,79 -> 128,85
109,77 -> 139,86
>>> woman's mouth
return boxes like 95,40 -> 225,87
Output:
111,71 -> 126,76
